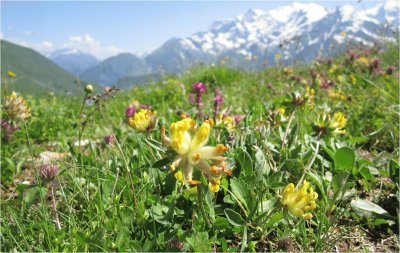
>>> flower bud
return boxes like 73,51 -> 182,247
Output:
84,84 -> 93,94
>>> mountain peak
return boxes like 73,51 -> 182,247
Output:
269,2 -> 327,23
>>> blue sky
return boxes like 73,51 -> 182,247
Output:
1,0 -> 385,59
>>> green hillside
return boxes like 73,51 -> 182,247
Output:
1,40 -> 81,95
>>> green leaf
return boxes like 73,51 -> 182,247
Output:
254,147 -> 270,178
265,211 -> 284,228
214,217 -> 230,231
199,185 -> 215,223
351,199 -> 388,218
334,147 -> 355,171
230,178 -> 252,212
116,227 -> 131,251
186,232 -> 211,252
152,156 -> 172,168
224,208 -> 244,227
235,147 -> 253,176
240,225 -> 248,253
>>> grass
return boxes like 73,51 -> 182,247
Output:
1,42 -> 399,252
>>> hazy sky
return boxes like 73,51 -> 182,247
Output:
1,0 -> 386,59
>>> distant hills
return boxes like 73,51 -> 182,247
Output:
49,1 -> 398,87
49,49 -> 100,76
80,53 -> 152,86
1,40 -> 81,95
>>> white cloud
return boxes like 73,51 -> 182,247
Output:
62,33 -> 124,59
4,33 -> 124,59
6,38 -> 54,54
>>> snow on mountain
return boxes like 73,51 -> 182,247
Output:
144,0 -> 398,73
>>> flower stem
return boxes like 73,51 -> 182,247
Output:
281,110 -> 296,150
197,186 -> 211,228
51,186 -> 62,229
297,134 -> 322,188
114,138 -> 138,208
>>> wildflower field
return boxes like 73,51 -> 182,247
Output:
1,43 -> 399,252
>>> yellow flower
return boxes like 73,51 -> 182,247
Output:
127,109 -> 157,132
336,75 -> 345,83
275,53 -> 281,61
7,71 -> 16,78
330,112 -> 347,134
216,114 -> 236,132
340,31 -> 346,37
209,178 -> 221,193
282,180 -> 318,219
282,67 -> 293,76
161,118 -> 231,186
356,56 -> 369,66
174,171 -> 184,182
329,64 -> 338,74
313,111 -> 347,136
328,90 -> 346,101
3,91 -> 31,121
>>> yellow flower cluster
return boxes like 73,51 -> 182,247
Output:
314,111 -> 347,136
3,91 -> 31,121
328,90 -> 347,101
330,112 -> 347,134
282,180 -> 318,219
161,117 -> 231,192
216,114 -> 236,132
127,109 -> 157,132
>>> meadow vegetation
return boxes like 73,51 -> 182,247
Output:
1,42 -> 399,252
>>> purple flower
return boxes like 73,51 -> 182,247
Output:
320,81 -> 330,89
232,114 -> 242,123
214,95 -> 224,105
370,58 -> 380,70
104,135 -> 114,145
40,164 -> 59,181
386,66 -> 396,75
125,106 -> 136,118
192,82 -> 207,94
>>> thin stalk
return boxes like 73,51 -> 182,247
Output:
51,185 -> 62,229
114,138 -> 138,207
281,110 -> 296,150
221,185 -> 248,216
297,134 -> 322,188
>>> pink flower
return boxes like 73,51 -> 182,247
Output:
40,164 -> 59,181
192,82 -> 207,94
104,135 -> 114,145
125,106 -> 136,118
232,114 -> 242,123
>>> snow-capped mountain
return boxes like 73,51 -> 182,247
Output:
49,49 -> 100,76
75,0 -> 398,86
145,0 -> 398,73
